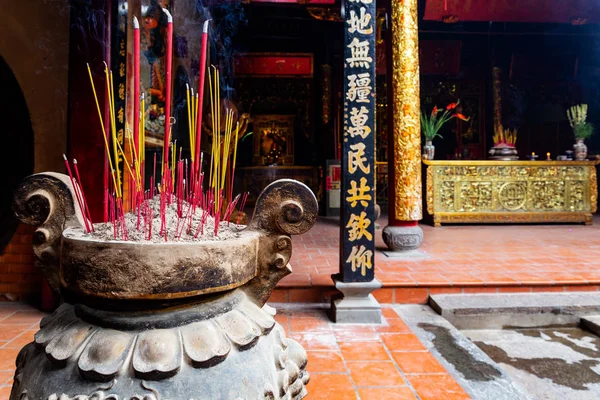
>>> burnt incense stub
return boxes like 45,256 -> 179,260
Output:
11,173 -> 317,400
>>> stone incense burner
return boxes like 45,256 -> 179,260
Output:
10,173 -> 317,400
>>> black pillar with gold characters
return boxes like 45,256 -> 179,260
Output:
331,0 -> 381,324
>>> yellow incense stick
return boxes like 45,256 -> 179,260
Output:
220,111 -> 227,191
111,72 -> 122,198
87,64 -> 117,183
228,120 -> 240,204
221,110 -> 232,191
116,138 -> 136,188
186,85 -> 194,161
126,124 -> 141,192
232,121 -> 239,178
171,141 -> 176,187
191,88 -> 196,160
105,68 -> 122,198
141,94 -> 146,163
128,124 -> 141,187
126,124 -> 134,162
208,67 -> 215,190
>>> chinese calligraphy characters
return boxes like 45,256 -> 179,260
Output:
348,106 -> 371,139
346,211 -> 373,241
342,0 -> 375,280
346,245 -> 373,276
346,177 -> 371,207
346,38 -> 373,68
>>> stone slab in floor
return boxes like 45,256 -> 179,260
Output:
430,293 -> 600,329
580,315 -> 600,337
464,326 -> 600,400
393,304 -> 531,400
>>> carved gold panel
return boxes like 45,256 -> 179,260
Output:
424,160 -> 599,226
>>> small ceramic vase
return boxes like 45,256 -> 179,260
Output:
574,139 -> 588,161
423,140 -> 435,160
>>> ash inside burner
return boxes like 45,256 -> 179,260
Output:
82,196 -> 244,242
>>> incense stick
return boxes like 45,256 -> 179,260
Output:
63,155 -> 91,233
162,8 -> 174,179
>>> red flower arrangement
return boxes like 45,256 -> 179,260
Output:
421,100 -> 469,141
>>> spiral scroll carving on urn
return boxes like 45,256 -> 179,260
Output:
12,173 -> 84,292
243,179 -> 318,307
249,179 -> 318,236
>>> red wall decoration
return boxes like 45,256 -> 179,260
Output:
234,53 -> 314,78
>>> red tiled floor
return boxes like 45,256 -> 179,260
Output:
381,333 -> 428,352
333,329 -> 380,343
290,317 -> 333,333
395,288 -> 430,304
407,374 -> 471,400
279,215 -> 600,302
307,351 -> 346,373
305,374 -> 357,400
374,318 -> 412,333
357,387 -> 417,400
0,348 -> 21,371
339,341 -> 389,360
391,351 -> 447,374
0,371 -> 12,386
0,325 -> 32,342
290,332 -> 339,351
0,304 -> 473,400
3,330 -> 36,349
346,361 -> 406,386
0,387 -> 11,400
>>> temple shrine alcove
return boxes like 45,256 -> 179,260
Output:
234,69 -> 321,206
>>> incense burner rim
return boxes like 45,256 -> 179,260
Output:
62,225 -> 260,245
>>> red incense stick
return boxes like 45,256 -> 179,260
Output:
194,20 -> 210,178
73,159 -> 94,232
63,155 -> 90,233
133,16 -> 141,209
162,8 -> 173,178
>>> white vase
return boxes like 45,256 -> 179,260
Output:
574,139 -> 587,161
423,140 -> 435,160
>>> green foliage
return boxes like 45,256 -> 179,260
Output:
421,108 -> 453,141
574,123 -> 594,140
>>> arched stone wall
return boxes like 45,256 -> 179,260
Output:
0,1 -> 70,301
0,1 -> 70,173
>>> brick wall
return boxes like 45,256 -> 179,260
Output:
0,224 -> 41,301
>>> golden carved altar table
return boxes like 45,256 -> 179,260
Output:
423,160 -> 598,227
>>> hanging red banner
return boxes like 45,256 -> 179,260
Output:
425,0 -> 600,24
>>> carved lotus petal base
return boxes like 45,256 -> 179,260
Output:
10,291 -> 309,400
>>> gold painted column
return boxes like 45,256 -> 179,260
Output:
382,0 -> 424,251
